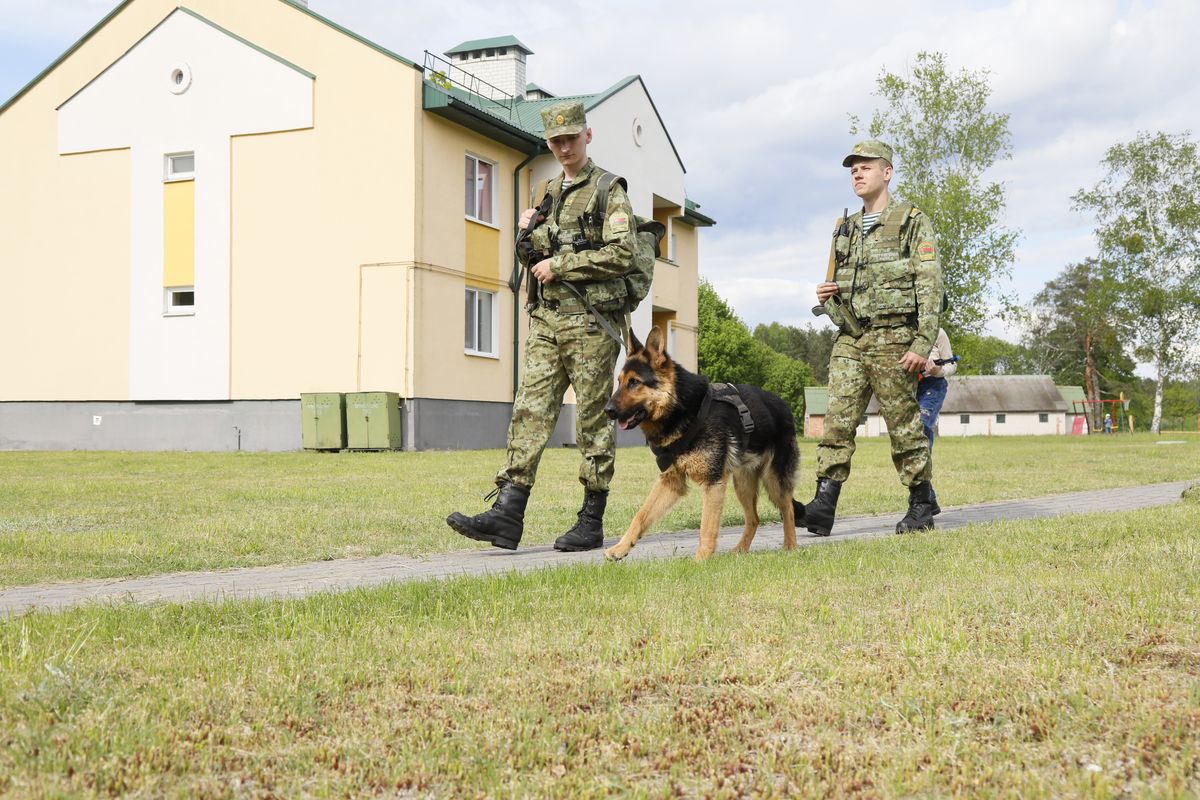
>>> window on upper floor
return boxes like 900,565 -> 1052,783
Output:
165,151 -> 194,181
465,154 -> 496,226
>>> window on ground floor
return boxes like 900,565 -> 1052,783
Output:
960,414 -> 970,424
1039,413 -> 1049,423
996,413 -> 1007,424
464,287 -> 497,357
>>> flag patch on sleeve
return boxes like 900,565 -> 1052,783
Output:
609,212 -> 630,234
918,241 -> 936,261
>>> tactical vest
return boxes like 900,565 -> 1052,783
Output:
527,161 -> 629,315
832,201 -> 922,325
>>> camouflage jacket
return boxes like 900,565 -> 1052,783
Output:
523,159 -> 638,314
831,197 -> 943,358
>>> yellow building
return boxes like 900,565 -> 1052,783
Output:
0,1 -> 713,451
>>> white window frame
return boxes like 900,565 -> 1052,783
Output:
464,287 -> 499,358
164,151 -> 195,182
164,286 -> 195,316
1039,413 -> 1049,423
464,153 -> 498,227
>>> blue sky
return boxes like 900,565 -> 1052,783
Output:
3,0 -> 1198,344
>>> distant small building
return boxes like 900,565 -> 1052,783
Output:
802,385 -> 873,438
805,377 -> 1088,438
936,376 -> 1071,436
802,387 -> 827,438
1057,384 -> 1091,435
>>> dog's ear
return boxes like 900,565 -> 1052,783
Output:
645,325 -> 667,362
625,326 -> 643,354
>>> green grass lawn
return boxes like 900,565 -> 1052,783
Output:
1,433 -> 1197,588
1,495 -> 1198,797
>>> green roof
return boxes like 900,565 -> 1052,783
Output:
682,198 -> 716,227
446,36 -> 533,55
1058,385 -> 1087,407
435,74 -> 686,173
804,387 -> 829,416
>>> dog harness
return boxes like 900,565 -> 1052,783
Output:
651,383 -> 756,472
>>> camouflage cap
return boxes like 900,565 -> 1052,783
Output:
540,100 -> 587,139
842,139 -> 894,167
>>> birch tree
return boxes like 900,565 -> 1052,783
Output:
1073,131 -> 1200,433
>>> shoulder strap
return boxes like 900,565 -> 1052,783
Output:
880,201 -> 912,238
712,383 -> 756,434
591,171 -> 628,217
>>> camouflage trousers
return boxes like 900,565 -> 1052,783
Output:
816,325 -> 932,486
496,305 -> 622,491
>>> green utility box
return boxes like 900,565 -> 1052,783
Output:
346,391 -> 403,450
301,393 -> 347,451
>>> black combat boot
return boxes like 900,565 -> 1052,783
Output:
803,477 -> 842,537
554,489 -> 607,552
895,481 -> 936,533
446,482 -> 530,550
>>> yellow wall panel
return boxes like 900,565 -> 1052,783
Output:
464,219 -> 500,287
163,179 -> 195,287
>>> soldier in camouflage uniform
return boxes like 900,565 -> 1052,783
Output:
799,139 -> 944,536
446,100 -> 638,552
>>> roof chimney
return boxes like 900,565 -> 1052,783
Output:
443,36 -> 533,100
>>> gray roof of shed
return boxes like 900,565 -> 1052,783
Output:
941,375 -> 1066,414
841,375 -> 1070,418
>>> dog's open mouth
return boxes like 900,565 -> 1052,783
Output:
617,409 -> 646,431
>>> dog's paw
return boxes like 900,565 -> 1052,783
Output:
604,545 -> 628,561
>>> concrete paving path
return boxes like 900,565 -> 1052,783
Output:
2,480 -> 1194,618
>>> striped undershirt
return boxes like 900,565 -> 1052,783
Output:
861,211 -> 882,230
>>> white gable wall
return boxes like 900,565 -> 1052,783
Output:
57,9 -> 313,400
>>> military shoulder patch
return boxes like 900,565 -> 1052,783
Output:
609,212 -> 630,234
918,241 -> 936,261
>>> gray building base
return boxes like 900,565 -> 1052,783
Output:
1,399 -> 647,452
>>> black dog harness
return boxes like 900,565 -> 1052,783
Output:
651,383 -> 756,472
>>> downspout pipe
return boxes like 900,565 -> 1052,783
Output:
510,144 -> 546,400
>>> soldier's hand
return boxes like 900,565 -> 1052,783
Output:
898,351 -> 927,373
816,282 -> 839,303
532,258 -> 556,284
519,208 -> 539,231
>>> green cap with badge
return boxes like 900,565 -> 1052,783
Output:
540,100 -> 587,139
842,139 -> 894,167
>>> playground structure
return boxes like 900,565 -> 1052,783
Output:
1071,394 -> 1132,434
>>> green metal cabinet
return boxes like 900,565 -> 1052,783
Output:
300,393 -> 346,451
346,392 -> 403,450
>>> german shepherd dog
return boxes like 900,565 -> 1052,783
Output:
603,326 -> 799,561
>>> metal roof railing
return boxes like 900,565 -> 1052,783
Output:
423,50 -> 517,123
